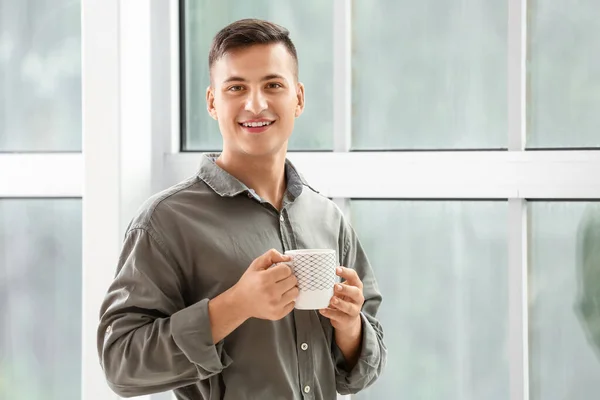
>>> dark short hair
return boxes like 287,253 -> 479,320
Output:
208,18 -> 298,81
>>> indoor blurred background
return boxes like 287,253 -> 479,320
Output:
1,1 -> 599,399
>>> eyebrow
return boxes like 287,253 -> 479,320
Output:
222,74 -> 286,84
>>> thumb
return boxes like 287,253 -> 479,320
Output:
249,249 -> 291,271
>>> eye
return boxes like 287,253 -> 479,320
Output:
266,82 -> 283,89
227,85 -> 244,92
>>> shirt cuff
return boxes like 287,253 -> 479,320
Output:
332,312 -> 381,392
171,298 -> 233,378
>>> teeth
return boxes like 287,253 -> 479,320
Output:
242,121 -> 272,127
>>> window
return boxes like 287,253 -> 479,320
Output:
352,0 -> 507,150
0,0 -> 82,152
351,200 -> 509,399
0,199 -> 82,400
181,0 -> 510,152
529,202 -> 600,399
1,1 -> 83,399
527,0 -> 600,149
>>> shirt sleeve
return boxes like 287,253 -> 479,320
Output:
332,219 -> 387,395
97,227 -> 232,397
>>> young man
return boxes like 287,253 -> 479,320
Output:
98,19 -> 386,400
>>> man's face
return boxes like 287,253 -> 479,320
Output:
206,43 -> 305,158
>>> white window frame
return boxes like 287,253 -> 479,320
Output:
77,0 -> 600,400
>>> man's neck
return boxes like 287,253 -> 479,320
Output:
216,150 -> 287,211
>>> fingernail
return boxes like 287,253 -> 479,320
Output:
336,284 -> 343,291
332,297 -> 339,304
336,267 -> 342,274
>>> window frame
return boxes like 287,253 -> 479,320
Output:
79,1 -> 600,400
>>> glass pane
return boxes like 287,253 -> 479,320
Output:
183,0 -> 333,151
0,0 -> 82,152
527,1 -> 600,148
529,202 -> 600,399
352,1 -> 507,150
0,199 -> 82,400
351,200 -> 509,399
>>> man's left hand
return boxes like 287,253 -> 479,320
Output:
319,266 -> 365,333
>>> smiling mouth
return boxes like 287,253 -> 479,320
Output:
239,121 -> 275,128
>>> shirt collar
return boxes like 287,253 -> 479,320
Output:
196,153 -> 311,199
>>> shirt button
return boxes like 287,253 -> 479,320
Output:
279,214 -> 284,222
301,343 -> 308,351
304,386 -> 310,393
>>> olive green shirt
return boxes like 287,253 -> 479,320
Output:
97,153 -> 386,400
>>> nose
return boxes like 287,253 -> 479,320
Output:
244,88 -> 268,115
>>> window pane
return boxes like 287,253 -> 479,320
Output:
0,199 -> 81,400
351,200 -> 509,399
0,1 -> 82,152
182,0 -> 333,151
529,202 -> 600,399
351,1 -> 507,150
527,1 -> 600,148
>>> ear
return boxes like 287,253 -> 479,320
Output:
294,82 -> 305,118
206,85 -> 218,120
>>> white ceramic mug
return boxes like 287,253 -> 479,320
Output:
284,249 -> 338,310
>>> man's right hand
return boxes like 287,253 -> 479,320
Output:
234,249 -> 299,321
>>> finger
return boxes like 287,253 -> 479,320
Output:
250,249 -> 291,271
319,307 -> 353,323
336,266 -> 363,289
280,285 -> 299,304
280,300 -> 296,318
334,283 -> 364,305
329,296 -> 359,316
267,263 -> 294,282
276,273 -> 298,293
